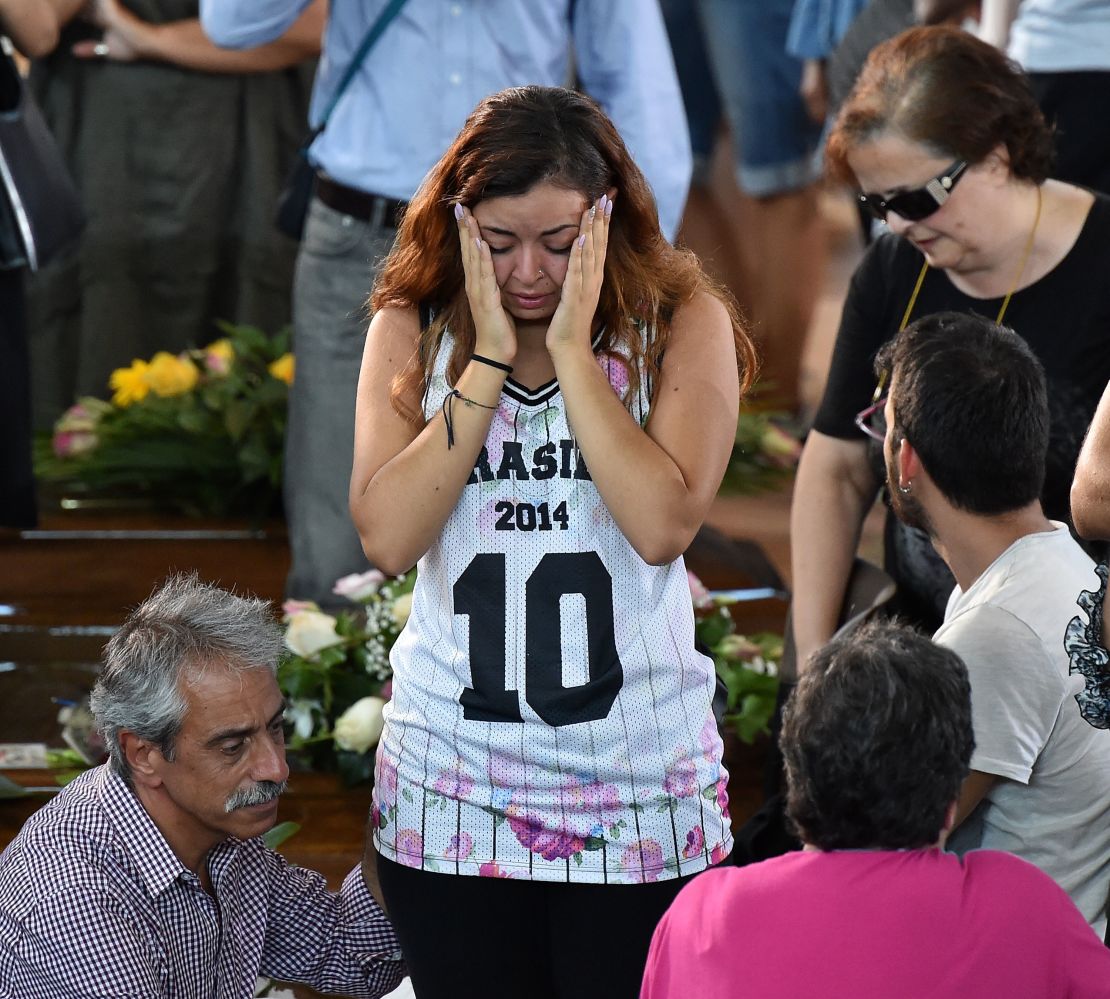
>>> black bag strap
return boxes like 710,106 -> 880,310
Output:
305,0 -> 410,150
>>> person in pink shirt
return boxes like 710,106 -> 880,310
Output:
641,620 -> 1110,999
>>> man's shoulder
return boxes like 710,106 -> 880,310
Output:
0,768 -> 135,907
935,600 -> 1041,658
939,529 -> 1096,653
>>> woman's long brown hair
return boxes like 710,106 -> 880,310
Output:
371,86 -> 756,419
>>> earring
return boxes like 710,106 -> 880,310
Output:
898,481 -> 912,495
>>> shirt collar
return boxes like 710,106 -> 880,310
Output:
97,764 -> 195,899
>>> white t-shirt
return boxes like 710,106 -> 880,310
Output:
936,524 -> 1110,935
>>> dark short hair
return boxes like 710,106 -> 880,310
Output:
875,311 -> 1048,514
826,25 -> 1054,186
784,619 -> 974,850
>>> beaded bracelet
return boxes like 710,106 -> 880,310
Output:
442,388 -> 498,449
470,352 -> 513,374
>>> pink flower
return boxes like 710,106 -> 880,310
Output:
394,829 -> 424,867
375,753 -> 399,808
433,766 -> 475,801
760,423 -> 802,468
507,812 -> 587,861
698,715 -> 722,760
504,774 -> 624,860
52,430 -> 98,458
202,337 -> 234,375
687,571 -> 713,609
488,751 -> 521,788
710,843 -> 730,866
444,833 -> 473,861
332,570 -> 386,602
56,398 -> 110,433
662,753 -> 699,798
280,598 -> 318,620
621,839 -> 665,882
370,801 -> 381,829
682,826 -> 705,859
479,862 -> 518,879
597,351 -> 631,397
716,776 -> 730,820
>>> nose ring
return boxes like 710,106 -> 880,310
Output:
537,269 -> 545,279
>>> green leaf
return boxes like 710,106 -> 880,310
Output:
695,608 -> 734,650
262,821 -> 301,850
53,769 -> 89,787
45,748 -> 92,771
402,786 -> 414,803
582,836 -> 607,852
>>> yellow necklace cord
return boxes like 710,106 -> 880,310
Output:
996,184 -> 1043,325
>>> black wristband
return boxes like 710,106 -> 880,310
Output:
470,352 -> 513,374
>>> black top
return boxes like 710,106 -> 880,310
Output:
813,191 -> 1110,628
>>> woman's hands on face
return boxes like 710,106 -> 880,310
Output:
546,192 -> 613,355
454,203 -> 517,365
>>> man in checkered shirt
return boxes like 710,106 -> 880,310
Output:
0,574 -> 404,998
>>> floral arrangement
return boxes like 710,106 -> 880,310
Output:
279,570 -> 416,786
688,572 -> 782,744
279,567 -> 781,787
35,330 -> 797,519
723,410 -> 802,495
34,323 -> 293,519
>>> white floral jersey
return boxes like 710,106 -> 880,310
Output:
372,329 -> 732,883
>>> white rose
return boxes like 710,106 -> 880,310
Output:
286,698 -> 321,740
333,696 -> 386,753
391,592 -> 413,628
332,570 -> 386,602
284,609 -> 342,659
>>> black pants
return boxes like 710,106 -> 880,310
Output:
377,854 -> 692,999
1029,70 -> 1110,195
0,269 -> 36,528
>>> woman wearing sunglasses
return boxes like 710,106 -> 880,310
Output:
790,25 -> 1110,667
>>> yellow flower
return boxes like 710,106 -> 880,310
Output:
145,352 -> 200,397
268,353 -> 295,385
109,359 -> 151,408
204,338 -> 235,376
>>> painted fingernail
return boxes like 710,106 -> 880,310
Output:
578,233 -> 586,247
454,203 -> 464,221
604,199 -> 613,218
588,205 -> 597,222
475,237 -> 483,249
599,194 -> 608,212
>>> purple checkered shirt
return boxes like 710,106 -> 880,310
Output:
0,765 -> 404,998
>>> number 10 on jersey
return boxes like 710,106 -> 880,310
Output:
453,552 -> 625,727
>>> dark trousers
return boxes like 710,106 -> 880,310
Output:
377,854 -> 692,999
0,269 -> 36,528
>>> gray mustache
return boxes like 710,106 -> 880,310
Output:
225,779 -> 288,813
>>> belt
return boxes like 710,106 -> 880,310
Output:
315,175 -> 408,228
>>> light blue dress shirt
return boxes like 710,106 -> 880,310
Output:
201,0 -> 691,240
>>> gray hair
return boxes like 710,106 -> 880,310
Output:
91,573 -> 284,781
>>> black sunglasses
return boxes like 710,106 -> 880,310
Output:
858,160 -> 968,222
